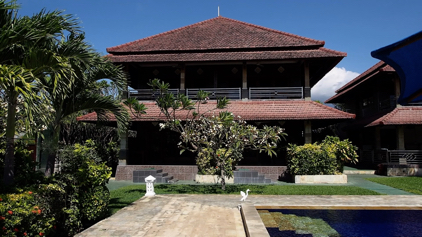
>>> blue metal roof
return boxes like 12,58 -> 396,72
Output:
371,31 -> 422,105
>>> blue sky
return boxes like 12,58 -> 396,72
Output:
17,0 -> 422,102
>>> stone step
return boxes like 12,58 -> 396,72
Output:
233,170 -> 259,177
133,175 -> 173,183
233,170 -> 272,184
234,177 -> 272,184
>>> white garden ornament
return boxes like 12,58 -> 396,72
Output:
144,175 -> 156,197
240,189 -> 250,201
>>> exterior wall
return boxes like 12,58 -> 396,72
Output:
115,165 -> 288,182
115,165 -> 198,181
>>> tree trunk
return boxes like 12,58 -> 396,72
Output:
3,95 -> 17,185
44,126 -> 60,176
220,168 -> 226,190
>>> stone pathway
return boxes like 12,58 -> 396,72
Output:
76,195 -> 245,237
347,174 -> 414,195
76,194 -> 422,237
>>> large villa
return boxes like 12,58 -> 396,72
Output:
78,16 -> 421,182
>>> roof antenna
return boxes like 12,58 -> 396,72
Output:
218,6 -> 220,16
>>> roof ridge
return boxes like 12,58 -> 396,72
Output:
334,61 -> 386,94
310,101 -> 356,118
379,107 -> 399,125
107,17 -> 220,53
218,16 -> 325,46
319,47 -> 347,57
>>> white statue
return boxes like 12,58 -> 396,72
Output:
240,189 -> 250,201
144,175 -> 156,197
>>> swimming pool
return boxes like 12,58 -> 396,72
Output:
258,207 -> 422,237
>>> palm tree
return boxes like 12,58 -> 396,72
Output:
41,34 -> 129,176
0,0 -> 79,184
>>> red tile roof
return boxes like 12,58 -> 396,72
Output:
106,48 -> 345,63
325,61 -> 395,103
366,106 -> 422,127
77,100 -> 355,122
107,16 -> 326,53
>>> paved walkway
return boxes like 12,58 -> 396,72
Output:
76,194 -> 422,237
346,174 -> 414,195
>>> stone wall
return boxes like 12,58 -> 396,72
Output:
115,165 -> 198,181
115,165 -> 288,182
386,164 -> 422,176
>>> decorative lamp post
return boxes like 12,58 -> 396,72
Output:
144,175 -> 156,197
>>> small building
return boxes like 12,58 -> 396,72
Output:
79,16 -> 354,182
326,61 -> 422,173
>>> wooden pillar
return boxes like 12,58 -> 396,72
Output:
119,131 -> 128,166
242,62 -> 248,99
375,127 -> 381,150
304,120 -> 312,144
304,62 -> 311,101
180,64 -> 186,95
396,125 -> 405,150
122,65 -> 129,99
394,76 -> 401,107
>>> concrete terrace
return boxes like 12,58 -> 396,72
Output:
77,174 -> 420,237
76,194 -> 422,237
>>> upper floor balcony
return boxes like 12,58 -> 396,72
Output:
128,87 -> 304,101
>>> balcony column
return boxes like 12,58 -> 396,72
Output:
119,131 -> 128,166
304,62 -> 311,101
180,64 -> 186,95
304,120 -> 312,144
394,76 -> 401,107
122,65 -> 129,99
396,125 -> 405,150
242,62 -> 248,99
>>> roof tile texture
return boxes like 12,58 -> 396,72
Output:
106,49 -> 345,63
366,106 -> 422,127
326,61 -> 395,103
107,17 -> 325,53
77,100 -> 355,122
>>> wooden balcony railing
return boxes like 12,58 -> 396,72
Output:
129,88 -> 179,100
129,87 -> 304,100
361,149 -> 422,164
388,150 -> 422,164
249,87 -> 303,99
186,88 -> 241,100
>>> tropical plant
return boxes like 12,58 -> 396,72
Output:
287,136 -> 358,176
0,0 -> 80,184
41,35 -> 130,175
149,79 -> 286,190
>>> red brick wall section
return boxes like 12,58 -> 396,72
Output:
115,165 -> 287,182
115,165 -> 198,181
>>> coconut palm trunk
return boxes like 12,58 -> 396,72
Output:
3,94 -> 18,184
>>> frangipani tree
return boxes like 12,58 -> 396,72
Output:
149,79 -> 286,190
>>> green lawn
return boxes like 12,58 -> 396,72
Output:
108,184 -> 380,215
366,176 -> 422,195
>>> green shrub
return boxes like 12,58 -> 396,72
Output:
287,136 -> 358,176
38,141 -> 111,236
0,191 -> 55,237
287,143 -> 337,175
321,136 -> 358,173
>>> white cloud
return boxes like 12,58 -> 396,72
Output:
311,67 -> 359,104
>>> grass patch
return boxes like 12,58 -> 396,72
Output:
366,176 -> 422,195
108,184 -> 380,215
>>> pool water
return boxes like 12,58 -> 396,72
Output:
261,208 -> 422,237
